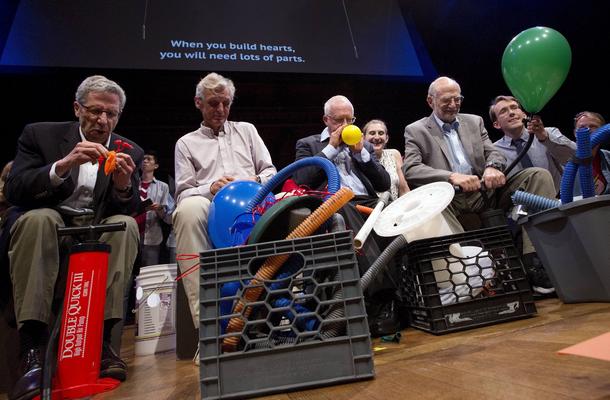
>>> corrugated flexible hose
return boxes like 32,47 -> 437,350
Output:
222,187 -> 354,352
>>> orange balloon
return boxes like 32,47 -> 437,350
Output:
104,151 -> 117,175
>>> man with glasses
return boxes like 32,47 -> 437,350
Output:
4,75 -> 143,400
403,76 -> 557,296
489,95 -> 575,193
293,95 -> 390,200
292,95 -> 395,336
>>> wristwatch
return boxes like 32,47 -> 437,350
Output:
485,161 -> 505,171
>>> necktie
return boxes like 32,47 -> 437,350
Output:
442,122 -> 458,133
511,138 -> 533,168
336,149 -> 352,174
442,122 -> 471,174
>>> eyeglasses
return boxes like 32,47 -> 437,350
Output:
327,115 -> 356,124
79,103 -> 121,120
435,95 -> 464,106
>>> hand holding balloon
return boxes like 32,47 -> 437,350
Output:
526,115 -> 549,141
502,26 -> 571,113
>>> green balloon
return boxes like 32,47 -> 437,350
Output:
502,27 -> 572,113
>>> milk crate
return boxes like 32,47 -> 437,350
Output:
199,231 -> 374,399
397,226 -> 537,334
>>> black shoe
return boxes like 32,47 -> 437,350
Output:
9,348 -> 42,400
100,341 -> 127,382
523,253 -> 556,297
368,301 -> 401,338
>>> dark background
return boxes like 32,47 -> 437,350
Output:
1,0 -> 608,181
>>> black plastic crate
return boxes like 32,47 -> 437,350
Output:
397,226 -> 537,334
199,231 -> 374,400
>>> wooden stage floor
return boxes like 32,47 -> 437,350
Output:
3,299 -> 608,400
96,298 -> 610,400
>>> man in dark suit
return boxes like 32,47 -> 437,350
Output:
403,76 -> 557,295
293,95 -> 390,203
292,95 -> 390,241
293,95 -> 395,334
4,75 -> 143,400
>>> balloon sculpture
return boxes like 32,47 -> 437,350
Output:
502,26 -> 571,113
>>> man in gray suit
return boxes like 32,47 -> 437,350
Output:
403,76 -> 557,296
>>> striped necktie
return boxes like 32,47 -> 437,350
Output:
511,138 -> 534,168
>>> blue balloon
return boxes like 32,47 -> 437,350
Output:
208,180 -> 274,248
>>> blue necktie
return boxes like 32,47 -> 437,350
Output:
442,122 -> 458,133
512,138 -> 534,168
442,122 -> 471,174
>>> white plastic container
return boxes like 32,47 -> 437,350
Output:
374,182 -> 461,287
134,263 -> 178,356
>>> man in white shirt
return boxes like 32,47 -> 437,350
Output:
173,72 -> 277,329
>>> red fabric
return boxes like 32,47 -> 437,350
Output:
280,178 -> 300,193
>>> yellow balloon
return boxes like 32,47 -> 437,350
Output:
341,125 -> 362,145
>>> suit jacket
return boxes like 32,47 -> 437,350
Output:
403,113 -> 506,188
292,133 -> 390,196
5,121 -> 144,220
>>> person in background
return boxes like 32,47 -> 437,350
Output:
4,75 -> 143,400
0,160 -> 14,326
173,72 -> 277,333
135,150 -> 174,267
489,95 -> 575,194
573,111 -> 609,195
363,119 -> 410,201
0,160 -> 13,223
403,76 -> 557,297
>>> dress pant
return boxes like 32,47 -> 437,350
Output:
9,208 -> 139,328
442,167 -> 556,254
172,196 -> 211,328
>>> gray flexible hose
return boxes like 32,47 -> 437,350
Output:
320,234 -> 407,338
360,235 -> 407,291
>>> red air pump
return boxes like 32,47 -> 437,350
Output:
36,221 -> 127,400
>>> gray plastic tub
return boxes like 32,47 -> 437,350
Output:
519,195 -> 610,303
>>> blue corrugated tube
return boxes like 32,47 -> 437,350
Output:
576,127 -> 595,198
272,297 -> 319,331
591,123 -> 610,148
246,157 -> 340,213
561,123 -> 610,203
511,190 -> 560,213
560,159 -> 578,204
